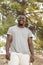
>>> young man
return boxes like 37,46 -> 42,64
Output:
6,15 -> 34,65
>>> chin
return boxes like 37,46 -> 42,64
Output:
20,24 -> 23,26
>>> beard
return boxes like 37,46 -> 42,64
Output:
18,21 -> 24,26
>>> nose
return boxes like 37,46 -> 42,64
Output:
20,18 -> 25,22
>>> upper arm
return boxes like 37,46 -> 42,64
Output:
7,34 -> 12,43
7,27 -> 13,36
7,27 -> 13,42
28,37 -> 32,45
28,29 -> 33,44
28,29 -> 32,38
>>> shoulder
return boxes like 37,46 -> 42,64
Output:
9,25 -> 17,30
24,27 -> 31,31
25,27 -> 32,34
24,27 -> 33,37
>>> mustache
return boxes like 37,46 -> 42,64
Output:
18,23 -> 23,26
18,21 -> 23,25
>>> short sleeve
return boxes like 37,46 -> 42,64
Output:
7,27 -> 13,35
28,29 -> 33,38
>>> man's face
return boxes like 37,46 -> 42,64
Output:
18,15 -> 26,26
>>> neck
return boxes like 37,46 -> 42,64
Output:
17,24 -> 25,28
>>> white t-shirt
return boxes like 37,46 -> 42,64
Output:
7,25 -> 32,54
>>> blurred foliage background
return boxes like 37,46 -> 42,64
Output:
0,0 -> 43,51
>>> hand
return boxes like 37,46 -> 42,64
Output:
30,54 -> 34,63
6,52 -> 10,60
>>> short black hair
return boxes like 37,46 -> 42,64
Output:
17,15 -> 26,22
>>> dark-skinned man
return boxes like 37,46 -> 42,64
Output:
6,15 -> 34,65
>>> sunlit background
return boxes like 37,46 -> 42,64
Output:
0,0 -> 43,65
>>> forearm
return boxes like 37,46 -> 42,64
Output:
29,43 -> 34,55
6,35 -> 12,53
6,42 -> 10,53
